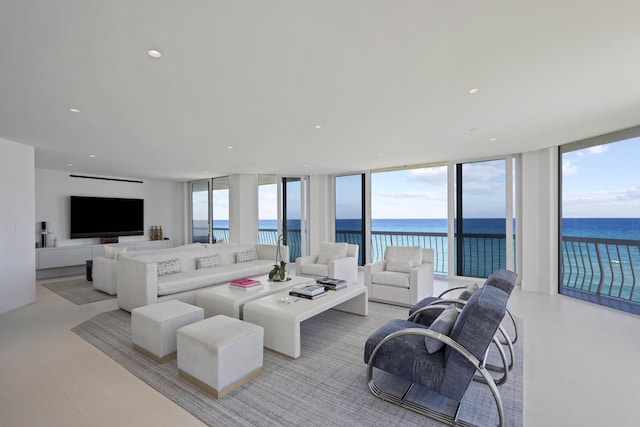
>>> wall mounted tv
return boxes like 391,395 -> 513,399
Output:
70,196 -> 144,238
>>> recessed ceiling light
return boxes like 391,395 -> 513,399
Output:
469,88 -> 479,94
378,153 -> 384,157
67,163 -> 73,167
314,125 -> 322,129
148,49 -> 162,58
69,108 -> 80,113
490,137 -> 497,141
227,146 -> 234,149
89,154 -> 96,158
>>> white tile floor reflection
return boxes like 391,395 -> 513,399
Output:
1,274 -> 639,427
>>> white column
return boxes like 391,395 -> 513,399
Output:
228,174 -> 259,245
520,147 -> 559,295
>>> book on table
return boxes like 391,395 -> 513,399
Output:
289,284 -> 327,299
316,277 -> 347,290
288,289 -> 328,300
230,278 -> 262,289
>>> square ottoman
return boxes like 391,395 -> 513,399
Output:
177,315 -> 263,399
132,300 -> 204,363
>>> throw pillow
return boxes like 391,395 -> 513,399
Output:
235,249 -> 258,263
196,254 -> 222,269
459,283 -> 479,300
424,305 -> 459,354
157,258 -> 182,276
316,242 -> 348,264
386,258 -> 413,273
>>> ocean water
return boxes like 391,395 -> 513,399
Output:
207,218 -> 640,240
202,217 -> 640,301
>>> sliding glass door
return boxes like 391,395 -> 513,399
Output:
335,174 -> 365,265
258,174 -> 278,244
282,177 -> 308,262
454,159 -> 511,278
211,176 -> 229,243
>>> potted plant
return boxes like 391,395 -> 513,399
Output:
269,234 -> 288,281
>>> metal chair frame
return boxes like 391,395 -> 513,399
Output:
366,327 -> 505,427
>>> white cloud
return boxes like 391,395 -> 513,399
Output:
563,159 -> 579,175
587,145 -> 608,154
563,187 -> 640,211
408,167 -> 447,185
379,191 -> 446,201
576,144 -> 609,156
462,162 -> 504,182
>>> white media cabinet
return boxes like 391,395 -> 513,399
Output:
36,239 -> 172,279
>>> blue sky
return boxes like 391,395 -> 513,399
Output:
371,161 -> 508,219
195,137 -> 639,221
562,137 -> 640,218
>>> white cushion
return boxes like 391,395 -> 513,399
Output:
104,245 -> 127,259
371,271 -> 409,288
384,246 -> 422,266
386,258 -> 413,273
299,263 -> 330,277
157,259 -> 274,296
316,242 -> 348,264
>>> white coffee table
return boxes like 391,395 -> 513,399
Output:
243,283 -> 368,359
195,275 -> 315,319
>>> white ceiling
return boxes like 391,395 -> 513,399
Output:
2,1 -> 640,182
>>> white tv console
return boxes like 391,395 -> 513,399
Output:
36,239 -> 171,279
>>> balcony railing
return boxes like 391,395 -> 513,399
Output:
198,225 -> 640,309
203,227 -> 506,277
369,231 -> 448,273
561,236 -> 640,304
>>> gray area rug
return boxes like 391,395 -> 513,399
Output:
72,302 -> 523,426
42,278 -> 114,304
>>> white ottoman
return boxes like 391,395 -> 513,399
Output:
177,315 -> 263,399
132,300 -> 204,363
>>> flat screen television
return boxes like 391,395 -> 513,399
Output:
70,196 -> 144,238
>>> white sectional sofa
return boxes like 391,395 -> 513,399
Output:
116,244 -> 288,312
93,243 -> 204,295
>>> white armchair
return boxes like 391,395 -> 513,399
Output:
295,242 -> 359,284
365,246 -> 434,306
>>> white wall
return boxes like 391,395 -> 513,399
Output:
0,138 -> 36,314
35,169 -> 185,247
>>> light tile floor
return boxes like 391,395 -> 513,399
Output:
1,274 -> 639,426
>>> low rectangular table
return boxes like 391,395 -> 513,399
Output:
243,283 -> 368,359
195,275 -> 315,319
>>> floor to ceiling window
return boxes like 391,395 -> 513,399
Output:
211,176 -> 230,243
190,180 -> 211,244
258,175 -> 278,244
560,130 -> 640,314
370,165 -> 448,273
454,159 -> 513,278
335,174 -> 365,265
282,176 -> 308,262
